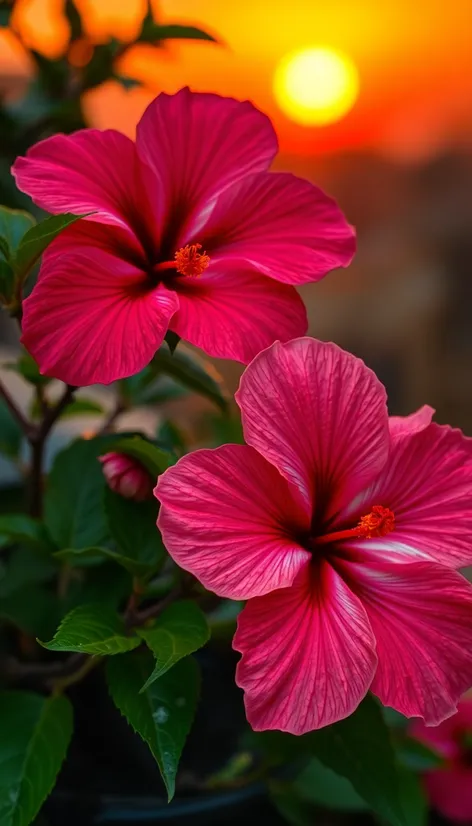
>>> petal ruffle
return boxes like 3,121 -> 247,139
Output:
388,405 -> 435,440
236,338 -> 389,517
21,248 -> 178,386
170,270 -> 307,364
340,557 -> 472,724
234,561 -> 377,734
13,130 -> 147,238
345,423 -> 472,568
136,87 -> 278,245
201,172 -> 355,284
156,444 -> 310,600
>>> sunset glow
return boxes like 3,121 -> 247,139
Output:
273,47 -> 359,126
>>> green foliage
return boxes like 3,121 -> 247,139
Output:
64,563 -> 131,614
40,602 -> 140,655
107,652 -> 201,801
0,585 -> 58,639
44,437 -> 110,551
104,434 -> 173,476
64,0 -> 83,40
138,600 -> 210,691
30,397 -> 104,420
103,488 -> 165,577
152,345 -> 229,412
0,206 -> 36,262
0,546 -> 57,596
164,330 -> 181,354
81,42 -> 119,90
139,14 -> 217,45
120,370 -> 187,408
0,259 -> 15,303
260,695 -> 409,826
307,696 -> 405,826
14,213 -> 90,282
0,515 -> 53,552
4,350 -> 51,388
0,691 -> 73,826
0,399 -> 22,458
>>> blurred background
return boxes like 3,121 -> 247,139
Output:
1,0 -> 472,432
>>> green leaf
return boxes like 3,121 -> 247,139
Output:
152,345 -> 228,412
30,396 -> 104,420
4,351 -> 51,387
0,546 -> 57,597
138,600 -> 209,690
14,213 -> 91,281
0,259 -> 14,301
53,546 -> 112,567
81,42 -> 118,90
397,765 -> 427,826
308,695 -> 404,826
269,784 -> 320,826
104,488 -> 165,576
0,691 -> 73,826
0,6 -> 13,27
0,515 -> 53,552
0,235 -> 10,260
40,602 -> 140,655
120,370 -> 187,407
164,330 -> 180,354
104,434 -> 172,476
64,562 -> 131,614
0,399 -> 22,458
140,21 -> 217,44
114,74 -> 141,90
64,0 -> 83,40
292,758 -> 368,812
44,437 -> 110,550
107,651 -> 200,801
0,585 -> 59,639
0,206 -> 36,260
398,736 -> 444,771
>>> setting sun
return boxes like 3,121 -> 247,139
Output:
273,46 -> 359,126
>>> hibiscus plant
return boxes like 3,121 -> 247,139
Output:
0,87 -> 471,826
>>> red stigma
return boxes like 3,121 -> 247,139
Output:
174,244 -> 210,277
356,505 -> 395,539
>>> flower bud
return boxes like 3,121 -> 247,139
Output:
99,452 -> 154,502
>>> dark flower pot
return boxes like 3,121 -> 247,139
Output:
43,644 -> 286,825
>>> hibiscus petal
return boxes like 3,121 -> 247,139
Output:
389,405 -> 435,440
201,172 -> 355,284
170,270 -> 307,364
425,769 -> 472,823
236,338 -> 389,517
12,129 -> 147,238
156,444 -> 310,600
40,220 -> 145,270
234,561 -> 377,734
340,557 -> 472,724
21,248 -> 178,386
136,87 -> 278,242
345,423 -> 472,568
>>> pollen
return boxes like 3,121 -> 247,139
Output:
174,244 -> 210,277
356,505 -> 395,539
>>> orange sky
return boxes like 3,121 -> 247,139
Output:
2,0 -> 472,160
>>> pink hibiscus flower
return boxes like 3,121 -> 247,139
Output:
156,337 -> 472,735
12,88 -> 355,386
411,695 -> 472,822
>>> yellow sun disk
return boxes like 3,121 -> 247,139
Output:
274,47 -> 359,126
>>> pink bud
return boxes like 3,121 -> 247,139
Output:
99,452 -> 154,502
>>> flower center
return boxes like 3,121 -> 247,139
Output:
174,244 -> 210,277
316,505 -> 395,547
154,243 -> 210,278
